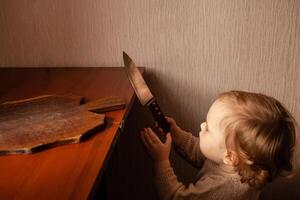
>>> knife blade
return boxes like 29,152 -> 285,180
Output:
123,51 -> 170,133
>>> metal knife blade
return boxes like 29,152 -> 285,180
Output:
123,52 -> 153,106
123,51 -> 170,133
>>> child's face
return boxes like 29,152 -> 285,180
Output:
199,100 -> 229,163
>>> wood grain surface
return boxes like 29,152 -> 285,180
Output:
0,95 -> 125,155
0,67 -> 136,200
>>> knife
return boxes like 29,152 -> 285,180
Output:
123,51 -> 170,133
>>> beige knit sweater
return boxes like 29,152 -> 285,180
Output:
154,131 -> 260,200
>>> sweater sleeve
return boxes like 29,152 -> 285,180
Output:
154,161 -> 229,200
173,130 -> 205,168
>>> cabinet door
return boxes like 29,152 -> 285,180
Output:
96,99 -> 159,200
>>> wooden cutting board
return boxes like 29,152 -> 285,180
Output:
0,95 -> 126,155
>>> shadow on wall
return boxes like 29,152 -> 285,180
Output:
261,131 -> 300,200
260,172 -> 300,200
144,70 -> 300,200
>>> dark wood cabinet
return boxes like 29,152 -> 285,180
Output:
96,98 -> 158,200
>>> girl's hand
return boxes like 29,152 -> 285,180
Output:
140,128 -> 172,162
155,116 -> 182,145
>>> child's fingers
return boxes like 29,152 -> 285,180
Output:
154,123 -> 164,132
144,128 -> 157,146
140,130 -> 150,149
153,125 -> 164,136
165,116 -> 174,123
165,133 -> 172,146
146,128 -> 161,144
158,127 -> 163,132
165,116 -> 171,120
165,117 -> 177,127
143,130 -> 156,151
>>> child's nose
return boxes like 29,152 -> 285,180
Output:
200,122 -> 207,131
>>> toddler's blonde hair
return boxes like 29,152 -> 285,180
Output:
217,91 -> 296,189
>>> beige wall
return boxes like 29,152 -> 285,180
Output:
1,0 -> 300,199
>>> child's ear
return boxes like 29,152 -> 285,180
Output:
223,150 -> 239,166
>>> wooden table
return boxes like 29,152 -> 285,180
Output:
0,67 -> 140,200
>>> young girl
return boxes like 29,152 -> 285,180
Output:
140,90 -> 297,200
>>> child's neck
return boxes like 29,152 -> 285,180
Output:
218,162 -> 238,175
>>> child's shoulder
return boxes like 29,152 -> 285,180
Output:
195,160 -> 260,199
195,171 -> 259,200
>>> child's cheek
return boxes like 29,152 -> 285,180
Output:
199,135 -> 209,159
199,130 -> 206,138
199,131 -> 203,138
199,133 -> 206,151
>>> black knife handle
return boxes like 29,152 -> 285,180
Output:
148,99 -> 170,133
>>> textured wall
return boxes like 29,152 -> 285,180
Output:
1,0 -> 300,199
